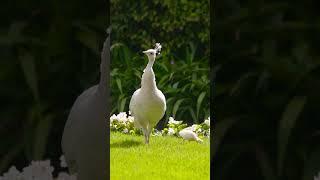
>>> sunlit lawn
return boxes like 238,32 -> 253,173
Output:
110,132 -> 210,180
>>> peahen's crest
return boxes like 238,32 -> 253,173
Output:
154,43 -> 162,55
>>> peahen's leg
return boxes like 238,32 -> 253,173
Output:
145,130 -> 149,144
147,132 -> 150,144
145,131 -> 149,144
142,128 -> 148,144
146,124 -> 151,144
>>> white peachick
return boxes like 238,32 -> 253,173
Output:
129,43 -> 166,144
179,129 -> 203,142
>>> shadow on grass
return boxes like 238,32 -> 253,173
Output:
111,139 -> 143,148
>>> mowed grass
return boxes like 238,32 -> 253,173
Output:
110,132 -> 210,180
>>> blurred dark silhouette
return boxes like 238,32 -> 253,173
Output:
213,0 -> 320,180
0,0 -> 109,174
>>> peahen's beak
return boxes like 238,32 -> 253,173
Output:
142,50 -> 147,54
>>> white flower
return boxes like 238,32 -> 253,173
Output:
21,160 -> 54,180
152,129 -> 162,136
192,124 -> 199,131
56,172 -> 77,180
168,128 -> 175,136
168,117 -> 182,125
185,124 -> 198,132
127,116 -> 134,122
0,157 -> 79,180
204,117 -> 210,126
179,129 -> 202,142
110,114 -> 117,123
123,128 -> 128,133
1,166 -> 22,180
60,155 -> 67,168
314,171 -> 320,180
128,111 -> 131,115
117,112 -> 127,122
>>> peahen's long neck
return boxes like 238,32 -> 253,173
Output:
141,58 -> 157,92
98,35 -> 110,97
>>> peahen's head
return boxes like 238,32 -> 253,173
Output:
143,43 -> 161,60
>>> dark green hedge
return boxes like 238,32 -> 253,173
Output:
111,0 -> 209,56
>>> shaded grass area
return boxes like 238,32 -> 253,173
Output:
110,132 -> 210,180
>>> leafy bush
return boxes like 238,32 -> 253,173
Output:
111,0 -> 209,56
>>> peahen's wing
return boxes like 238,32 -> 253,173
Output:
129,88 -> 142,128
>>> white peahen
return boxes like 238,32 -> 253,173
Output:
129,43 -> 166,144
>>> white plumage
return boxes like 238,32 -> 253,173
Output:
129,43 -> 166,144
179,129 -> 203,142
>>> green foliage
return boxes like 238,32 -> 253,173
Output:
278,96 -> 306,174
110,0 -> 210,126
111,0 -> 209,56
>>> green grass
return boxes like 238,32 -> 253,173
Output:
110,132 -> 210,180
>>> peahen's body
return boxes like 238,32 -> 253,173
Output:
129,43 -> 166,144
61,30 -> 110,180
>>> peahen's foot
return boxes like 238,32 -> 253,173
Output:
144,134 -> 148,144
